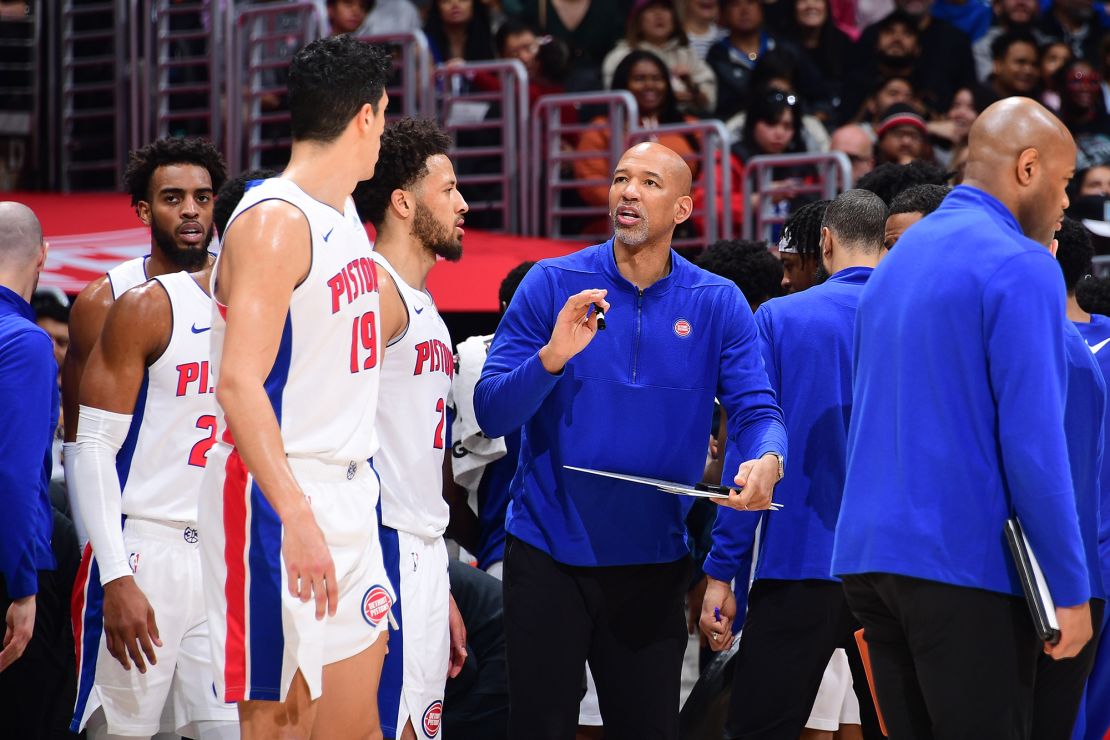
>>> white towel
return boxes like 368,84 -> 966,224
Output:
451,334 -> 507,494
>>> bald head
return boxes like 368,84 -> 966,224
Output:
617,142 -> 693,195
0,202 -> 44,262
963,97 -> 1077,244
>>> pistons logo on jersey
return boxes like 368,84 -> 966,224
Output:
422,700 -> 442,738
413,339 -> 454,378
326,256 -> 379,315
361,585 -> 393,627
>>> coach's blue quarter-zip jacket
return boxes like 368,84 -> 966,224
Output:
474,240 -> 788,567
832,185 -> 1091,607
705,266 -> 873,585
1063,321 -> 1108,601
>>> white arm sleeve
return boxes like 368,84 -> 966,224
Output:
62,442 -> 90,550
73,406 -> 133,586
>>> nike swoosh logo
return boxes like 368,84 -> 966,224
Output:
1090,337 -> 1110,354
191,323 -> 211,334
413,306 -> 424,314
323,228 -> 334,242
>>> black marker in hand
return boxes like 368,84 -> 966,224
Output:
593,303 -> 607,330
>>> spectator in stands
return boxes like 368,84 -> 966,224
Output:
575,51 -> 700,207
856,159 -> 951,203
684,0 -> 727,59
973,0 -> 1043,80
883,182 -> 951,247
855,0 -> 977,113
1056,59 -> 1110,169
830,124 -> 876,183
495,20 -> 571,100
874,103 -> 931,165
849,75 -> 919,136
327,0 -> 372,34
842,11 -> 923,121
602,0 -> 718,115
1038,0 -> 1105,64
976,29 -> 1041,106
426,0 -> 496,62
927,86 -> 978,168
518,0 -> 624,91
1074,164 -> 1110,196
780,0 -> 854,120
708,0 -> 808,118
1040,39 -> 1074,110
723,50 -> 831,152
732,89 -> 808,163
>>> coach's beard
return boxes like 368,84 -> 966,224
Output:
612,210 -> 650,247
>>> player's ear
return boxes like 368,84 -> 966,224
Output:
389,188 -> 412,219
136,199 -> 152,226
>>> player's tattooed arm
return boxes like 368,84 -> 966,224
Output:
217,202 -> 338,621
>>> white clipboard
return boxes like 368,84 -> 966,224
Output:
563,465 -> 783,509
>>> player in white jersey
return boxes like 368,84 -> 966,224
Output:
61,138 -> 227,546
353,118 -> 469,740
198,36 -> 394,740
69,256 -> 239,740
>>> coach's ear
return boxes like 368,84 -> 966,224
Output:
389,188 -> 413,221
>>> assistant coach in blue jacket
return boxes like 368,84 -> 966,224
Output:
833,97 -> 1094,737
475,142 -> 788,740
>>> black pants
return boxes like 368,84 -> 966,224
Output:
1033,598 -> 1105,740
0,510 -> 81,739
502,535 -> 690,740
843,573 -> 1042,740
724,578 -> 882,740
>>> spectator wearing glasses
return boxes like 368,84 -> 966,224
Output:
874,103 -> 931,165
830,124 -> 876,184
602,0 -> 718,115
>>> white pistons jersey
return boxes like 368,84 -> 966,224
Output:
373,252 -> 453,538
118,271 -> 216,524
213,177 -> 382,463
106,256 -> 149,299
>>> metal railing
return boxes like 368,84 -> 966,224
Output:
59,0 -> 130,191
142,0 -> 223,145
225,1 -> 321,171
626,119 -> 732,249
0,0 -> 42,188
424,59 -> 528,234
356,31 -> 430,120
741,152 -> 852,241
529,91 -> 639,240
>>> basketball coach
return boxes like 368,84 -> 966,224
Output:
474,142 -> 788,740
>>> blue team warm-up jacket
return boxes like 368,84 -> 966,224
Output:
832,185 -> 1090,607
705,265 -> 872,585
474,240 -> 788,567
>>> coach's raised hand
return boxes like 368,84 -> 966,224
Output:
103,576 -> 162,673
538,289 -> 610,374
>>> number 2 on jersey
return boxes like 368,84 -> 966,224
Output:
433,398 -> 446,449
350,310 -> 378,373
188,414 -> 217,467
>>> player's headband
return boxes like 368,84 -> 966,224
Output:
778,231 -> 799,254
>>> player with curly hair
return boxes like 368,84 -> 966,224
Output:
355,116 -> 468,740
696,239 -> 783,311
884,183 -> 951,248
61,136 -> 227,536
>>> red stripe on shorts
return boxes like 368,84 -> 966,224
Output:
222,449 -> 250,701
70,543 -> 93,671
